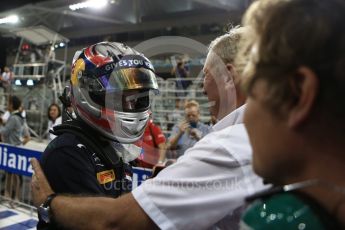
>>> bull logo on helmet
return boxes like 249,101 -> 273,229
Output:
71,58 -> 85,86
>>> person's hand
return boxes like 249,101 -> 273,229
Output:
190,128 -> 202,140
31,158 -> 54,207
151,164 -> 166,178
178,120 -> 189,133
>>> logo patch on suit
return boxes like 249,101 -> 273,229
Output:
97,170 -> 116,184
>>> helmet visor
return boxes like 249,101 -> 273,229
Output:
105,89 -> 155,112
99,67 -> 159,93
85,67 -> 158,112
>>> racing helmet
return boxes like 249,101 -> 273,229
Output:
70,42 -> 159,143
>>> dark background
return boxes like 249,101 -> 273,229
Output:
0,0 -> 47,69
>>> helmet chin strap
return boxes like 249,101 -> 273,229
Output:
59,85 -> 78,121
65,109 -> 77,121
111,142 -> 142,163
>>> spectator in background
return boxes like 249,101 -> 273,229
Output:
0,103 -> 30,145
30,50 -> 36,63
47,103 -> 62,141
45,46 -> 56,76
45,46 -> 56,62
1,66 -> 13,101
167,100 -> 210,158
19,44 -> 31,63
35,47 -> 44,62
1,109 -> 10,125
1,96 -> 30,203
30,45 -> 44,63
0,97 -> 30,143
136,118 -> 167,168
171,60 -> 191,97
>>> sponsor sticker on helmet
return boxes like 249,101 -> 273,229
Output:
103,55 -> 154,73
71,58 -> 85,86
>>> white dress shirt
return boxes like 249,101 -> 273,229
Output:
132,106 -> 266,230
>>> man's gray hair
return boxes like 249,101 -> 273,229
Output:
208,26 -> 247,65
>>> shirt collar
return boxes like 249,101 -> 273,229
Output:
212,104 -> 246,132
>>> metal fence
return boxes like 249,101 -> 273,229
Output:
152,77 -> 210,136
0,170 -> 37,217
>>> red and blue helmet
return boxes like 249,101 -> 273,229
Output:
70,42 -> 159,143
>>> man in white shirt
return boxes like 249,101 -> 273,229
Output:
132,27 -> 265,229
30,27 -> 265,229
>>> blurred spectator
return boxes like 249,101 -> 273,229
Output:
171,60 -> 191,97
0,96 -> 30,145
0,101 -> 30,143
47,103 -> 62,141
136,119 -> 166,168
35,47 -> 44,62
1,96 -> 30,202
45,46 -> 57,75
45,46 -> 56,62
167,100 -> 211,158
29,45 -> 44,63
1,102 -> 28,127
27,96 -> 39,110
1,110 -> 10,124
19,43 -> 31,63
30,51 -> 36,63
1,66 -> 13,100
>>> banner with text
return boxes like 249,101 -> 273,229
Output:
0,143 -> 41,177
132,167 -> 152,188
0,143 -> 153,186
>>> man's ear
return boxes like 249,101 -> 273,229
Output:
225,63 -> 236,85
288,66 -> 319,128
